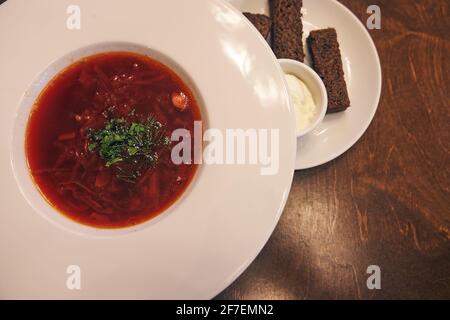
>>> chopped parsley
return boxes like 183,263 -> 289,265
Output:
87,117 -> 171,182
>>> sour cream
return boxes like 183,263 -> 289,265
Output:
285,74 -> 317,132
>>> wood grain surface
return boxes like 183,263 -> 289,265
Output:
217,0 -> 450,300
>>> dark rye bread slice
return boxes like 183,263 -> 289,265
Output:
243,12 -> 272,39
308,28 -> 350,113
270,0 -> 305,62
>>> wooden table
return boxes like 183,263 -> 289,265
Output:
217,0 -> 450,300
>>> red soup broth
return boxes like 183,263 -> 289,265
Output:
26,52 -> 202,228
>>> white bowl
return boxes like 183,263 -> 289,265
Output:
279,59 -> 328,137
0,0 -> 296,299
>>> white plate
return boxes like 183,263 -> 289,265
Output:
229,0 -> 382,169
0,0 -> 295,299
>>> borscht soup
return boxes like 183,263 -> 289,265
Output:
26,52 -> 201,228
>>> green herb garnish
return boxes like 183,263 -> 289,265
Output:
87,117 -> 171,182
